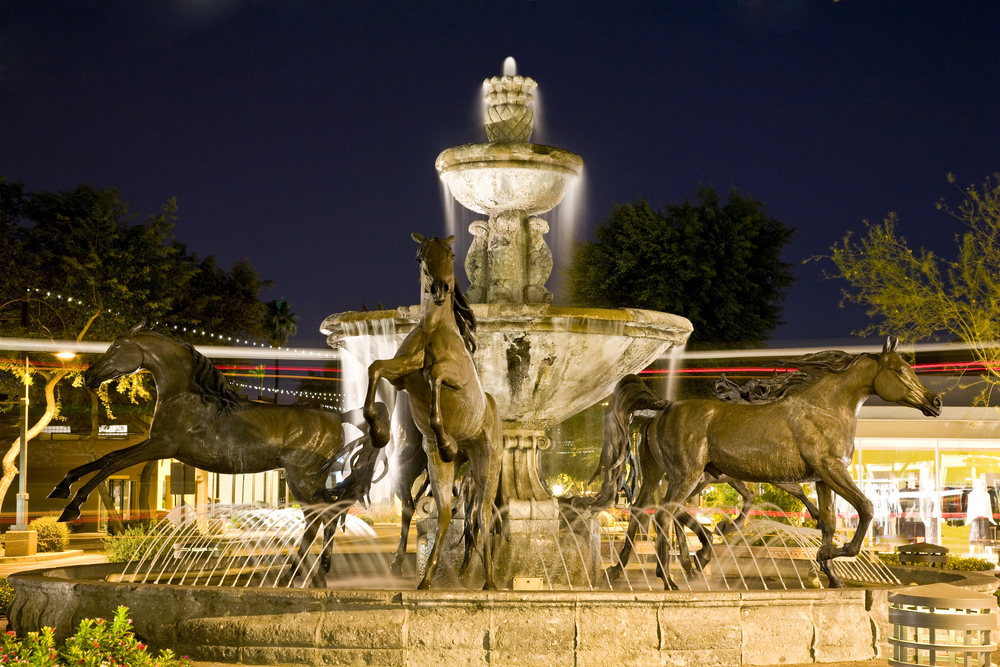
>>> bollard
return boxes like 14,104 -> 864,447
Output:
889,582 -> 997,666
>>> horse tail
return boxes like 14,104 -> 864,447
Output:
588,375 -> 670,510
321,435 -> 387,509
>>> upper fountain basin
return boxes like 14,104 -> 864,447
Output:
322,303 -> 692,431
436,143 -> 583,216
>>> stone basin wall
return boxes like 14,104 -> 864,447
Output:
12,563 -> 993,666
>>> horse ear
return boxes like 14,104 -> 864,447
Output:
444,235 -> 455,246
882,335 -> 898,355
411,233 -> 426,244
127,319 -> 146,335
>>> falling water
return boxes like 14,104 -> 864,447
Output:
340,318 -> 401,504
665,343 -> 686,401
545,168 -> 587,301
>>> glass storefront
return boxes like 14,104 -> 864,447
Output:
853,438 -> 1000,558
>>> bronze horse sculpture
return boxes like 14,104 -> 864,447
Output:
363,233 -> 503,589
51,323 -> 364,587
595,337 -> 941,589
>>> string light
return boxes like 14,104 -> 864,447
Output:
25,287 -> 336,356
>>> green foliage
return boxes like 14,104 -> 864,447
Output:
0,605 -> 191,667
0,577 -> 15,615
877,551 -> 995,571
27,517 -> 69,553
103,525 -> 174,564
946,556 -> 996,572
566,186 -> 795,346
826,173 -> 1000,403
261,298 -> 298,348
877,552 -> 900,566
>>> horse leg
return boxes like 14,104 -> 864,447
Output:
655,469 -> 709,590
364,355 -> 420,448
49,438 -> 157,500
467,423 -> 501,590
652,505 -> 678,590
817,464 -> 874,561
813,481 -> 842,587
418,445 -> 455,590
389,471 -> 427,577
774,482 -> 822,526
717,476 -> 755,536
605,478 -> 657,583
52,438 -> 172,522
428,371 -> 459,463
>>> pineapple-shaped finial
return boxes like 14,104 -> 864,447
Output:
483,57 -> 537,143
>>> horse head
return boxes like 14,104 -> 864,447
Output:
873,335 -> 942,417
83,320 -> 147,389
412,233 -> 457,306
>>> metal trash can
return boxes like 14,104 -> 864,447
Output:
889,582 -> 997,666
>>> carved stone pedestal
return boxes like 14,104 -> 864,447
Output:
414,497 -> 601,590
494,498 -> 601,589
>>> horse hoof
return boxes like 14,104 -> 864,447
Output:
48,487 -> 70,500
57,507 -> 80,522
604,565 -> 622,582
389,562 -> 403,578
417,578 -> 431,590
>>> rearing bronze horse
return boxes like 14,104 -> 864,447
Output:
363,233 -> 503,589
595,337 -> 941,588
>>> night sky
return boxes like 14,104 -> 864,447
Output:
2,2 -> 998,349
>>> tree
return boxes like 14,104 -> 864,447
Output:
0,179 -> 273,514
826,173 -> 1000,404
261,298 -> 298,402
566,186 -> 795,347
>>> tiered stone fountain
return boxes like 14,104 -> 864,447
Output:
321,58 -> 692,586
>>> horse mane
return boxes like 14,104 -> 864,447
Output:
453,285 -> 478,355
181,340 -> 248,415
714,350 -> 876,404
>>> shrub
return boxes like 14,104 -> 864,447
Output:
877,551 -> 995,571
28,517 -> 70,553
946,556 -> 996,572
0,605 -> 191,667
104,525 -> 175,564
877,552 -> 900,566
0,577 -> 15,615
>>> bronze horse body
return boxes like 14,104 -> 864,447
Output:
51,323 -> 359,587
597,337 -> 941,589
363,233 -> 503,589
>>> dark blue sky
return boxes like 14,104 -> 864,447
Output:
2,1 -> 998,348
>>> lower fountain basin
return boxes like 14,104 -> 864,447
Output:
322,304 -> 692,430
8,562 -> 996,665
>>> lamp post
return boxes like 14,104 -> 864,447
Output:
14,354 -> 29,530
13,351 -> 74,531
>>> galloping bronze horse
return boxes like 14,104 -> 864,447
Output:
595,337 -> 941,588
363,233 -> 503,589
50,323 -> 361,587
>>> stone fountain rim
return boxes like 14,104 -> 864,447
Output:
321,304 -> 693,345
435,142 -> 583,176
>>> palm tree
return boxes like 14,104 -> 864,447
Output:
261,299 -> 297,403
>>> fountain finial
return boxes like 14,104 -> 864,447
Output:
483,58 -> 536,143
